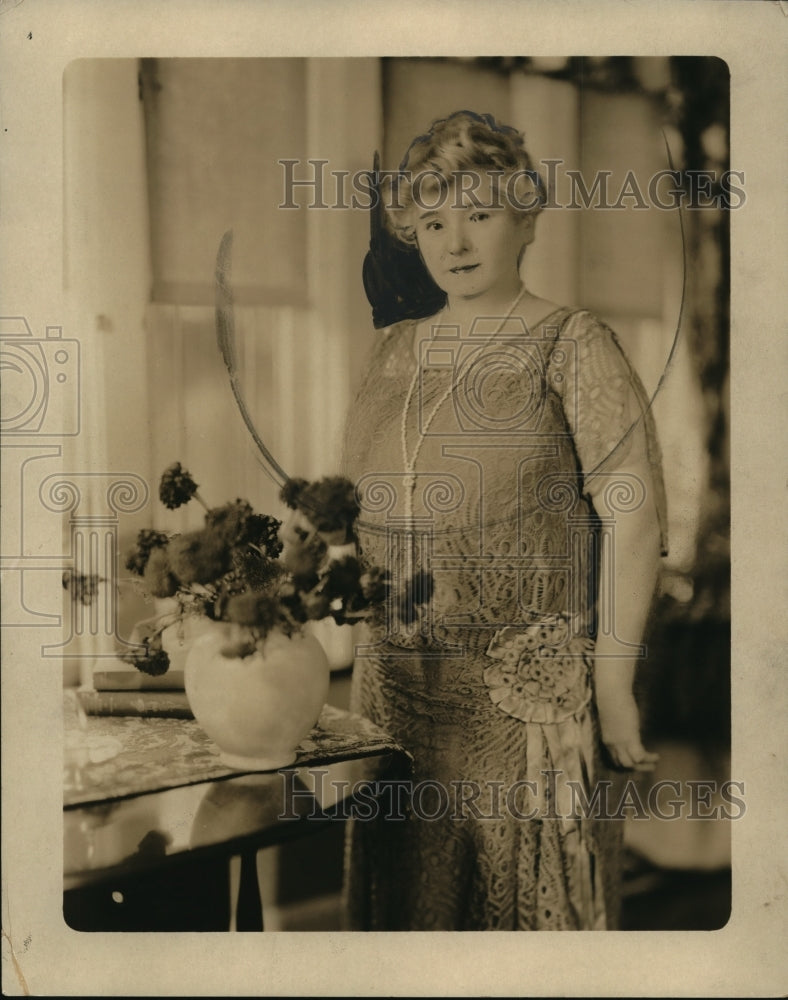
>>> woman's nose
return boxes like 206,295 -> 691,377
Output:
445,218 -> 470,254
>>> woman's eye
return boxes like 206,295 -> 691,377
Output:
425,220 -> 442,231
470,212 -> 490,223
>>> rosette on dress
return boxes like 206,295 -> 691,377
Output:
484,613 -> 594,724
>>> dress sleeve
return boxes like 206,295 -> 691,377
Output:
548,310 -> 669,556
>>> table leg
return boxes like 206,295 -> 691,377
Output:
235,848 -> 264,931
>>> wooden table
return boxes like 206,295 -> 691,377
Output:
63,697 -> 410,931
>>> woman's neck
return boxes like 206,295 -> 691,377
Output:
442,282 -> 530,334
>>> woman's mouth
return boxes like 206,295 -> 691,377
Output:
449,264 -> 479,274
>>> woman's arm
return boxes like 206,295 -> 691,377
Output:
549,311 -> 667,770
549,312 -> 668,769
590,470 -> 662,771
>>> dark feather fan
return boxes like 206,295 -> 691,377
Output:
362,151 -> 446,329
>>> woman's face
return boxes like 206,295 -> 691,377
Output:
412,174 -> 533,303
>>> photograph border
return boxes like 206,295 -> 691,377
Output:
1,1 -> 786,996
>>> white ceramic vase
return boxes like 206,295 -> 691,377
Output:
184,623 -> 331,771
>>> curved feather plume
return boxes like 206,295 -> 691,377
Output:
215,230 -> 289,487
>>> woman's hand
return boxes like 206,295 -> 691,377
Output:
589,477 -> 662,774
595,682 -> 659,772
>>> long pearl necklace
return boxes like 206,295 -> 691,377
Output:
399,283 -> 529,523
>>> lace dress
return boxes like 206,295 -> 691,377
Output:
340,307 -> 668,930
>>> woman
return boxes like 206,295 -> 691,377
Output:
341,111 -> 668,930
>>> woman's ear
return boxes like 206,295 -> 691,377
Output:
520,212 -> 537,247
516,214 -> 538,271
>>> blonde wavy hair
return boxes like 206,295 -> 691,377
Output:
382,111 -> 546,245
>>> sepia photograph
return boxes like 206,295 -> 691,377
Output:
1,1 -> 786,996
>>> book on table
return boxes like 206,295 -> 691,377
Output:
80,656 -> 190,718
90,660 -> 185,691
76,687 -> 193,718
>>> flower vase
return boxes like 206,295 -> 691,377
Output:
184,623 -> 331,771
305,617 -> 355,671
160,616 -> 215,679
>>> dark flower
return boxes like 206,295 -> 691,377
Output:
168,530 -> 232,585
102,463 -> 387,669
159,462 -> 199,510
284,476 -> 360,541
117,621 -> 171,675
277,581 -> 310,623
62,570 -> 102,606
119,645 -> 171,676
143,548 -> 179,598
300,590 -> 333,620
245,513 -> 283,559
229,546 -> 284,592
204,499 -> 254,547
224,592 -> 281,630
322,556 -> 362,601
280,477 -> 309,510
280,531 -> 327,585
125,529 -> 170,576
360,565 -> 390,605
204,502 -> 282,559
137,647 -> 171,676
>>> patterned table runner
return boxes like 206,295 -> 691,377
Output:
64,702 -> 410,808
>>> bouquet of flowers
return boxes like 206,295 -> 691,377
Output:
102,462 -> 389,676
